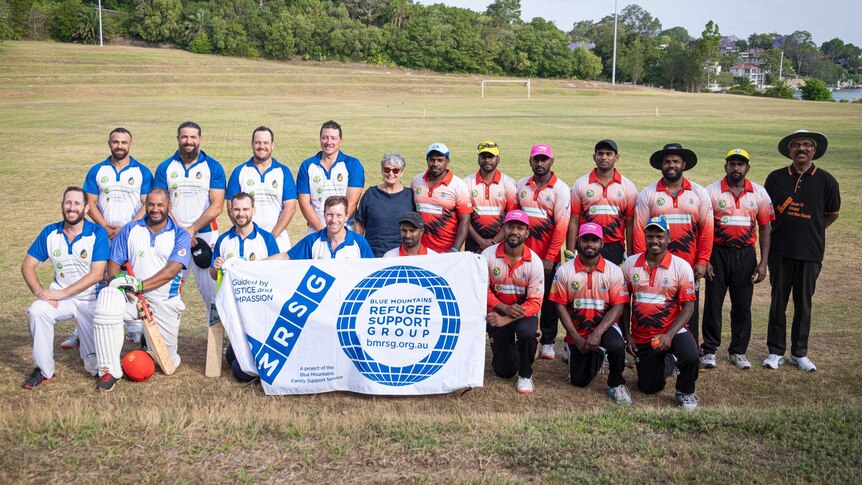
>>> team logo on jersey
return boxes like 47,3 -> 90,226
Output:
56,263 -> 63,269
520,190 -> 527,199
519,271 -> 527,280
195,172 -> 202,180
272,180 -> 279,189
103,188 -> 110,194
313,175 -> 321,183
171,172 -> 178,179
590,206 -> 598,214
80,249 -> 88,259
544,195 -> 552,203
171,183 -> 178,190
178,249 -> 187,257
661,278 -> 671,286
688,198 -> 696,206
719,199 -> 727,209
249,191 -> 256,197
53,249 -> 61,257
100,176 -> 108,183
471,189 -> 478,198
599,282 -> 608,291
616,191 -> 623,198
586,189 -> 595,198
248,253 -> 256,261
316,188 -> 323,194
415,187 -> 422,194
574,299 -> 583,308
247,178 -> 254,186
337,174 -> 344,182
138,250 -> 146,258
493,267 -> 501,277
632,274 -> 640,284
571,281 -> 580,291
721,216 -> 729,224
748,201 -> 756,209
59,272 -> 65,279
227,252 -> 235,259
656,197 -> 665,206
128,177 -> 135,186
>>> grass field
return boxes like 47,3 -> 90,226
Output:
1,41 -> 861,483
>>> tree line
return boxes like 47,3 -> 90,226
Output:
1,0 -> 859,97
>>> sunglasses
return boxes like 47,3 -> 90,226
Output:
382,167 -> 402,174
477,142 -> 498,150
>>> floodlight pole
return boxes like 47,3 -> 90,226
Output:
98,0 -> 103,47
778,50 -> 784,81
611,0 -> 618,85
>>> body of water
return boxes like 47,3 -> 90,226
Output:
793,87 -> 862,102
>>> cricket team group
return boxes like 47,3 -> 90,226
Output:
21,120 -> 840,409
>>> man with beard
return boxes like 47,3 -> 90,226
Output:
21,187 -> 110,388
634,143 -> 713,346
701,149 -> 774,370
268,196 -> 373,260
211,192 -> 280,278
515,144 -> 571,360
226,126 -> 297,252
153,121 -> 225,326
67,128 -> 152,348
550,223 -> 631,404
622,216 -> 700,410
762,130 -> 840,372
296,120 -> 365,233
383,212 -> 438,257
411,143 -> 472,253
483,210 -> 545,394
463,141 -> 517,253
97,188 -> 191,392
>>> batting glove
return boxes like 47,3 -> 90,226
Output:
109,274 -> 143,293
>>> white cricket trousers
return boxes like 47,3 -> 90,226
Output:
28,297 -> 96,378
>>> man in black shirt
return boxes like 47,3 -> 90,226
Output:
762,130 -> 840,372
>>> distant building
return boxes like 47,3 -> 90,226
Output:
729,63 -> 766,88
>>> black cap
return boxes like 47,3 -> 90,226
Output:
191,237 -> 212,269
399,212 -> 425,229
595,139 -> 618,153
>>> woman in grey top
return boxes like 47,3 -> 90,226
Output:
354,153 -> 415,257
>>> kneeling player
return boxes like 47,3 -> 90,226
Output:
550,223 -> 631,404
21,187 -> 109,388
622,217 -> 700,410
483,210 -> 544,394
94,188 -> 191,392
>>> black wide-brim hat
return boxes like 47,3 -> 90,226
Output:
778,130 -> 828,160
649,143 -> 697,170
191,237 -> 212,269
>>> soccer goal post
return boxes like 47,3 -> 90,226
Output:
481,78 -> 531,99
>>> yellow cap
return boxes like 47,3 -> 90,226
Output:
477,141 -> 500,157
725,148 -> 750,162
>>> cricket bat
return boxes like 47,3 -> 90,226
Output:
205,270 -> 225,377
123,263 -> 177,375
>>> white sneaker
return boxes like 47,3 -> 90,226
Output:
61,327 -> 79,349
516,376 -> 534,394
789,355 -> 817,372
607,385 -> 633,405
762,354 -> 785,370
728,354 -> 751,370
540,344 -> 555,360
676,391 -> 699,411
700,353 -> 717,369
126,331 -> 142,345
560,344 -> 570,364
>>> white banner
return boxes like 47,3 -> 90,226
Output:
216,253 -> 488,395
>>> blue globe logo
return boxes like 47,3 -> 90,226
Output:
337,265 -> 460,386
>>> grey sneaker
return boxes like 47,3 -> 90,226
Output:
96,373 -> 118,393
700,353 -> 717,369
539,344 -> 555,360
516,376 -> 534,394
762,354 -> 785,370
789,355 -> 817,372
677,392 -> 699,411
728,353 -> 751,370
61,327 -> 79,348
23,368 -> 55,389
607,385 -> 633,405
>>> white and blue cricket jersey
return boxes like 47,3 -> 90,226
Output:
287,228 -> 374,260
296,151 -> 365,226
225,158 -> 298,234
110,217 -> 191,301
83,157 -> 153,227
153,150 -> 226,234
212,223 -> 280,263
27,220 -> 110,300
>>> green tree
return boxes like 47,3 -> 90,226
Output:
698,21 -> 721,90
728,76 -> 755,95
799,78 -> 833,101
0,0 -> 12,41
572,46 -> 602,79
715,71 -> 734,87
763,79 -> 794,99
618,4 -> 661,38
485,0 -> 520,25
188,30 -> 213,54
621,35 -> 644,84
132,0 -> 182,43
48,0 -> 86,42
659,26 -> 689,44
747,32 -> 778,49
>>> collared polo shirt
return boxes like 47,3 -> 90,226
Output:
212,223 -> 280,263
27,220 -> 110,300
706,177 -> 774,248
110,217 -> 191,301
622,251 -> 696,345
296,151 -> 365,227
154,150 -> 226,234
411,170 -> 472,253
287,228 -> 374,260
634,177 -> 714,268
463,170 -> 517,240
226,158 -> 298,235
570,168 -> 637,244
83,157 -> 153,227
515,172 -> 571,262
482,243 -> 545,317
382,244 -> 437,258
764,164 -> 840,262
549,255 -> 629,342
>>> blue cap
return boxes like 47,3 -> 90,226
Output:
426,142 -> 450,158
645,215 -> 669,233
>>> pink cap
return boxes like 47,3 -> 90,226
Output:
530,144 -> 554,158
578,222 -> 603,240
503,210 -> 530,226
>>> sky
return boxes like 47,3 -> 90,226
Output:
416,0 -> 861,47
